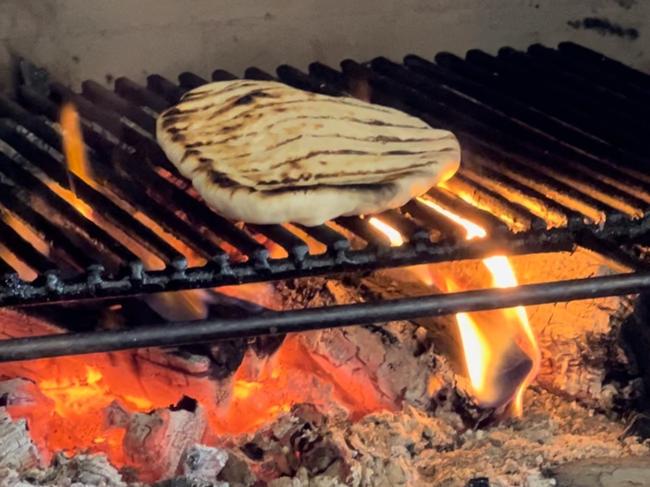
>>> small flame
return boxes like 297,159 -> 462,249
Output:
60,103 -> 93,184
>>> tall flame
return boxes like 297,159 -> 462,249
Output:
60,103 -> 93,184
417,197 -> 540,415
370,199 -> 540,416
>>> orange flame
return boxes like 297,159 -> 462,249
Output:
372,199 -> 540,416
60,103 -> 92,184
418,197 -> 539,415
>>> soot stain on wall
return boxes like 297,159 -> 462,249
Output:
568,17 -> 639,40
613,0 -> 637,10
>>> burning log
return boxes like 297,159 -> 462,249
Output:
121,397 -> 207,482
364,247 -> 641,412
275,278 -> 444,409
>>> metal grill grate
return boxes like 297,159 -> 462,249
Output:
0,42 -> 649,309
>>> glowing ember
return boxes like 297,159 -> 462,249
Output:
0,314 -> 399,468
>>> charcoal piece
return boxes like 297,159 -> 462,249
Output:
208,339 -> 247,379
622,413 -> 650,441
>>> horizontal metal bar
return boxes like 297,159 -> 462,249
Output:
0,227 -> 578,307
0,270 -> 648,362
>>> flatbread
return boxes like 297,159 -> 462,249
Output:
156,80 -> 460,226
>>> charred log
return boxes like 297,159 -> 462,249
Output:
122,397 -> 207,482
362,248 -> 644,412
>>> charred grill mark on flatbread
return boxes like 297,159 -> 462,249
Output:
162,87 -> 286,122
184,132 -> 454,151
204,168 -> 400,195
263,150 -> 436,171
161,96 -> 405,134
167,114 -> 432,144
179,81 -> 260,102
222,136 -> 457,164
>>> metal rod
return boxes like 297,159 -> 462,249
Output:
1,271 -> 649,363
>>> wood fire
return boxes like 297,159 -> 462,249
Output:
370,198 -> 541,416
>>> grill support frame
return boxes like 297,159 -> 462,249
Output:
0,270 -> 647,362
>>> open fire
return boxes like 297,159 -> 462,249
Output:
1,42 -> 650,485
371,198 -> 541,416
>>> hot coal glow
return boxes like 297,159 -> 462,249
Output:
0,321 -> 400,469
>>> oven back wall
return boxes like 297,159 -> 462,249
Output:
0,0 -> 648,91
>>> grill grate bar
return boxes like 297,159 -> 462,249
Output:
0,257 -> 17,278
178,72 -> 209,89
0,226 -> 581,307
293,223 -> 350,254
115,77 -> 170,113
557,42 -> 650,93
0,96 -> 187,267
13,90 -> 231,264
82,80 -> 156,134
0,217 -> 56,275
0,44 -> 648,307
245,224 -> 310,263
367,56 -> 643,218
446,172 -> 547,232
528,44 -> 650,105
211,69 -> 238,81
459,164 -> 584,229
244,67 -> 276,81
0,126 -> 139,268
499,47 -> 649,129
464,49 -> 650,159
335,217 -> 393,248
1,270 -> 648,362
411,53 -> 650,197
377,209 -> 431,243
146,74 -> 185,104
0,183 -> 95,271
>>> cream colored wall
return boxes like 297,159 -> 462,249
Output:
0,0 -> 648,90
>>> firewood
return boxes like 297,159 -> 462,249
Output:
123,397 -> 207,482
0,408 -> 40,471
362,247 -> 641,411
276,277 -> 448,410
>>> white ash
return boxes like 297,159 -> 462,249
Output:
0,408 -> 40,471
180,445 -> 228,484
214,389 -> 649,487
